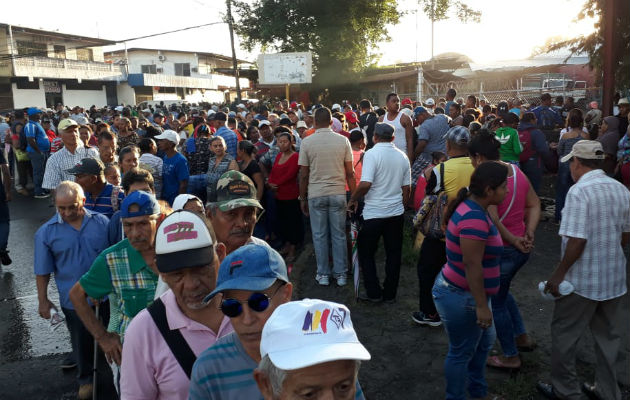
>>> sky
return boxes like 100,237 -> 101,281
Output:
2,0 -> 596,66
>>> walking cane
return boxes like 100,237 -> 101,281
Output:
92,303 -> 99,400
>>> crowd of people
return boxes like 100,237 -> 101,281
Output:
2,88 -> 628,399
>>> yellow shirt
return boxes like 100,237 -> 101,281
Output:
432,156 -> 474,200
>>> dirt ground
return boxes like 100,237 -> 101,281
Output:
290,176 -> 630,400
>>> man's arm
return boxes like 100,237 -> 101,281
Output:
36,274 -> 55,319
27,137 -> 40,154
414,139 -> 428,159
178,180 -> 188,195
348,181 -> 371,213
69,282 -> 122,365
401,114 -> 415,162
402,185 -> 411,206
344,160 -> 356,193
544,237 -> 586,297
298,165 -> 310,216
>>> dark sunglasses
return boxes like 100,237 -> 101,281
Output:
220,284 -> 284,318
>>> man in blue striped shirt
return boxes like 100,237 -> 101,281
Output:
188,244 -> 293,400
67,158 -> 124,218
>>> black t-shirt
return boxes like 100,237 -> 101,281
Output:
240,160 -> 261,183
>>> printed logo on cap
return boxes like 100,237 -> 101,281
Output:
163,221 -> 198,243
302,307 -> 347,335
229,260 -> 244,275
228,180 -> 251,196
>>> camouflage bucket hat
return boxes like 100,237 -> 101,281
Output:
215,170 -> 264,212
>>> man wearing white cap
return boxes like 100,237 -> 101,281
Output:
42,118 -> 99,193
120,210 -> 233,400
154,130 -> 189,206
537,140 -> 630,400
254,299 -> 370,400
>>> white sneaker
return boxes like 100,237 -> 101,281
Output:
336,275 -> 347,286
315,275 -> 330,286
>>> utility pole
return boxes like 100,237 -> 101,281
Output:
226,0 -> 241,103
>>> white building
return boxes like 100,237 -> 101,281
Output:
104,48 -> 252,105
0,24 -> 124,110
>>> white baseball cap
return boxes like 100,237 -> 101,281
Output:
331,103 -> 341,111
425,98 -> 435,106
259,120 -> 271,127
155,210 -> 215,273
115,105 -> 124,112
237,103 -> 246,109
260,299 -> 371,370
154,129 -> 180,145
296,121 -> 307,129
172,194 -> 202,211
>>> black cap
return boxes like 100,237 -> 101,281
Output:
153,112 -> 165,118
279,117 -> 293,126
65,158 -> 105,175
214,112 -> 227,121
374,122 -> 394,139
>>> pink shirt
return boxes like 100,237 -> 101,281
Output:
496,166 -> 530,238
120,290 -> 233,400
345,149 -> 364,191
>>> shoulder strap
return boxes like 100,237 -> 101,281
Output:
147,298 -> 197,378
110,186 -> 122,212
438,162 -> 445,194
499,164 -> 517,222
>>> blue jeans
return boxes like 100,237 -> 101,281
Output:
29,151 -> 47,196
0,220 -> 9,251
433,273 -> 496,400
308,194 -> 347,277
491,246 -> 529,357
187,174 -> 207,204
555,161 -> 574,221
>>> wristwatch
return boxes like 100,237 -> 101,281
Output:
298,196 -> 307,201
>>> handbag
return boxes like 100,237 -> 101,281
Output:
413,163 -> 448,240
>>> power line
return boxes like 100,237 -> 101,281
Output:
0,21 -> 227,62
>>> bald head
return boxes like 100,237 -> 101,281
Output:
55,181 -> 85,202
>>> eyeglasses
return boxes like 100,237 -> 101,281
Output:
220,283 -> 284,318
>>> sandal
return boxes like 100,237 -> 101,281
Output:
486,355 -> 521,371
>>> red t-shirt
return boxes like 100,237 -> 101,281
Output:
268,152 -> 299,200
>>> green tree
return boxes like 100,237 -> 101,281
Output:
542,0 -> 630,87
232,0 -> 400,85
418,0 -> 481,23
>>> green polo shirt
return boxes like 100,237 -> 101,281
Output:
79,238 -> 158,338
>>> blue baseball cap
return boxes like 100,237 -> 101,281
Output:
203,243 -> 288,303
413,106 -> 428,117
27,107 -> 42,116
120,191 -> 160,219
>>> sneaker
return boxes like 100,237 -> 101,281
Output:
411,311 -> 442,327
336,275 -> 347,286
0,250 -> 11,266
77,383 -> 93,400
357,294 -> 382,303
34,193 -> 50,199
60,356 -> 77,370
315,275 -> 330,286
17,188 -> 29,196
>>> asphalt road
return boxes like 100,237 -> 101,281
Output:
0,193 -> 115,400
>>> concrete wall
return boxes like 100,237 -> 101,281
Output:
12,32 -> 105,61
12,83 -> 45,108
62,84 -> 107,108
126,50 -> 198,76
116,83 -> 136,106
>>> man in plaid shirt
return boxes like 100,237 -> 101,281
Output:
70,191 -> 162,389
538,141 -> 630,400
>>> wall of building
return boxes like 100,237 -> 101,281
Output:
62,84 -> 107,108
11,31 -> 105,61
12,82 -> 45,108
116,83 -> 136,106
126,50 -> 199,76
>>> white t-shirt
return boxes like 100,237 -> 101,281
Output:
360,142 -> 411,220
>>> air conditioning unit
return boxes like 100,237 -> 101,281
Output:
191,67 -> 198,73
156,68 -> 163,73
158,55 -> 166,61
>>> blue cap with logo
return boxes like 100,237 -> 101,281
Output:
120,190 -> 160,219
203,243 -> 288,303
413,106 -> 428,117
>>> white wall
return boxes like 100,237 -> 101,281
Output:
116,82 -> 136,106
12,83 -> 45,108
126,50 -> 198,75
62,84 -> 107,108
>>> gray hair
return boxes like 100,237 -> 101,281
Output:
210,135 -> 226,148
256,355 -> 361,397
55,181 -> 85,200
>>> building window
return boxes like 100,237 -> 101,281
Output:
16,41 -> 47,57
174,63 -> 191,77
53,45 -> 66,59
158,87 -> 176,94
141,65 -> 157,74
76,48 -> 94,61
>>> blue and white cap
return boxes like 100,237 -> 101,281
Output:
443,125 -> 471,145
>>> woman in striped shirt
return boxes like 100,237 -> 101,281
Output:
432,161 -> 508,400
